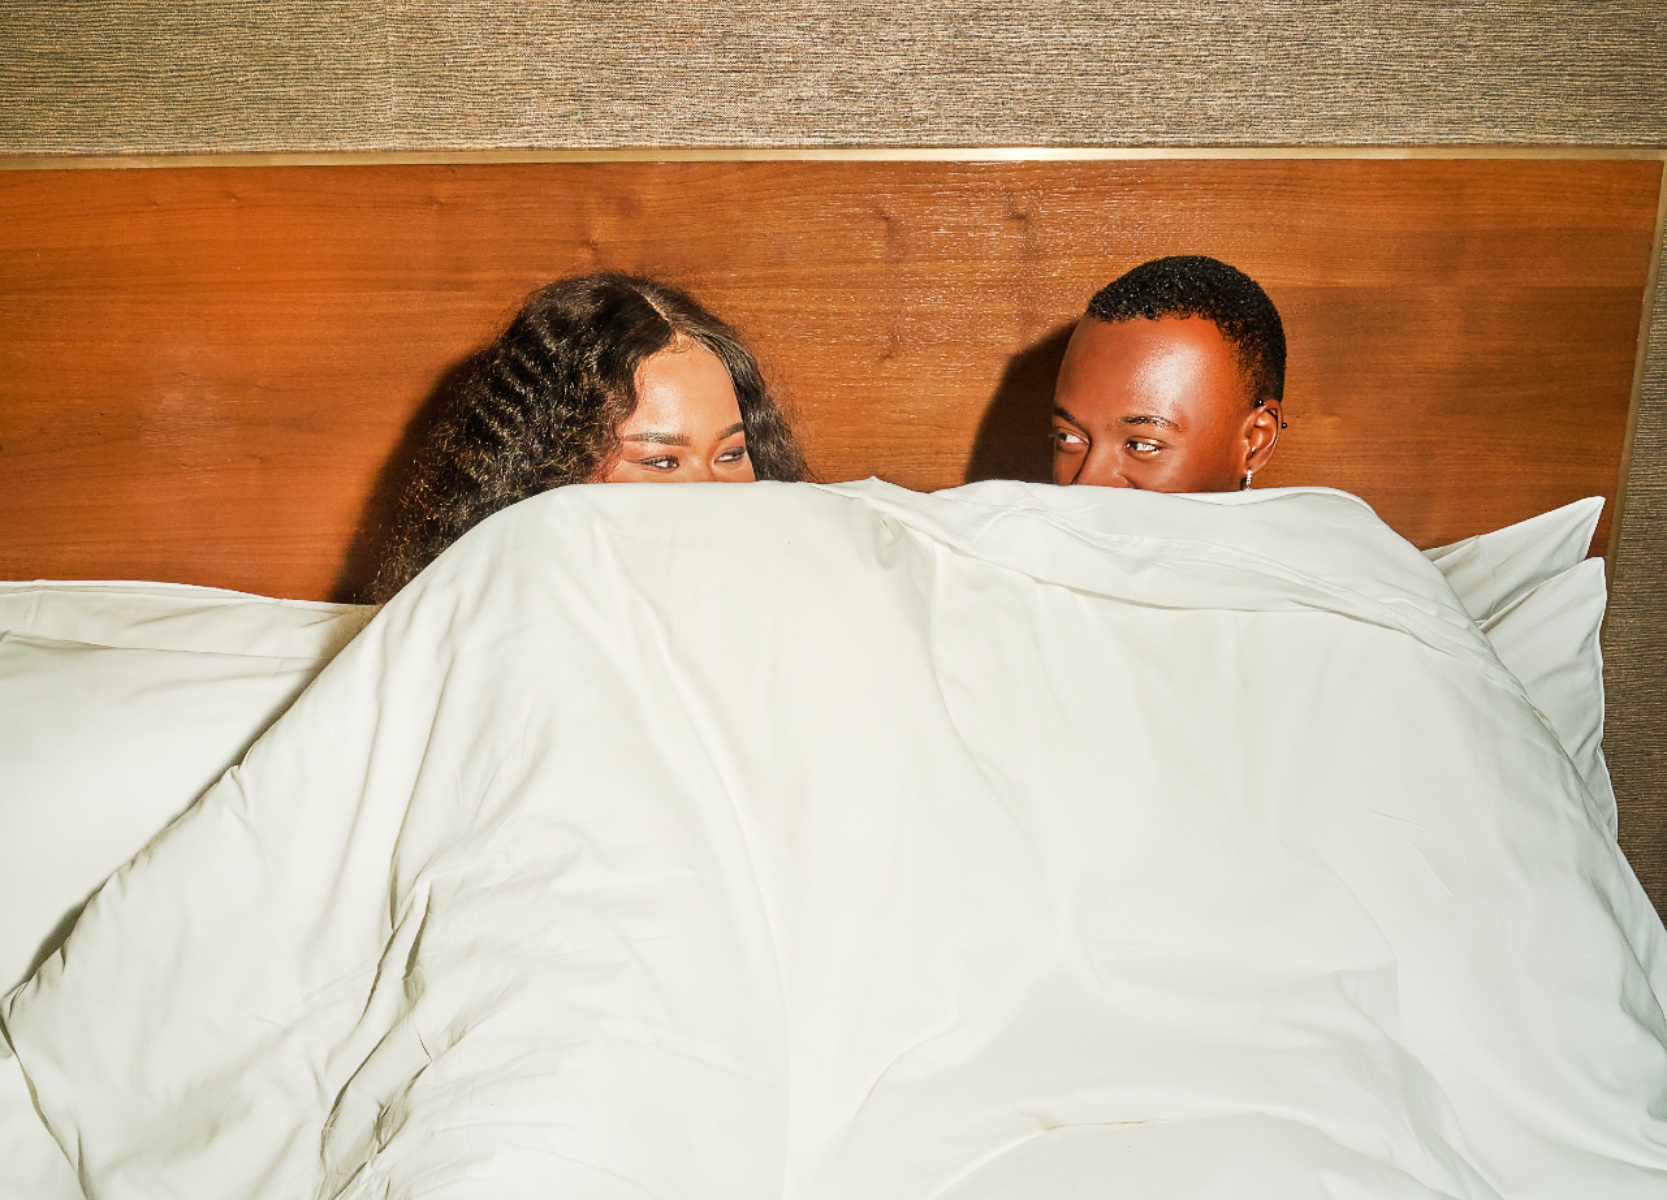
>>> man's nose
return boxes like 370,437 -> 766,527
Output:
1081,444 -> 1131,488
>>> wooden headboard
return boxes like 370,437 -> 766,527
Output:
0,156 -> 1659,601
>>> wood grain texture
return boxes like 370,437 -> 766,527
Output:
0,158 -> 1657,603
1,3 -> 1664,152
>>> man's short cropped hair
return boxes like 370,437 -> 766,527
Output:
1086,255 -> 1286,406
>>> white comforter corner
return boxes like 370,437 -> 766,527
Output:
4,480 -> 1665,1199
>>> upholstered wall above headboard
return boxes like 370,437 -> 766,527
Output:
2,3 -> 1663,152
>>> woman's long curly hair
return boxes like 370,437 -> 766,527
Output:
372,273 -> 807,602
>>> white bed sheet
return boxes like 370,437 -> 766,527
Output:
4,481 -> 1663,1199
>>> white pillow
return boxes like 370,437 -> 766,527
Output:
1485,558 -> 1614,830
0,583 -> 375,993
1423,500 -> 1612,827
0,582 -> 372,1193
1423,497 -> 1603,623
0,634 -> 327,991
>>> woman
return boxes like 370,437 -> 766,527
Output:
372,273 -> 806,601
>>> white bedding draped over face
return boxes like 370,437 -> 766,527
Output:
4,480 -> 1664,1200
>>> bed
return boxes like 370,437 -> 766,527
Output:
1,153 -> 1665,1197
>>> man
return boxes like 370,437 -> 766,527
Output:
1051,255 -> 1286,492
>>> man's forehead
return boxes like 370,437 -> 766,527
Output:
1058,315 -> 1246,423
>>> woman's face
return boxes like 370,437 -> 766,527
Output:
597,340 -> 756,483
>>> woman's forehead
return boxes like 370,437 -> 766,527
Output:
626,343 -> 741,435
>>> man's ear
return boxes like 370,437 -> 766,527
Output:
1244,401 -> 1283,475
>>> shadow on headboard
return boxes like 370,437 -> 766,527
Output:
335,350 -> 484,604
0,157 -> 1658,601
964,323 -> 1072,489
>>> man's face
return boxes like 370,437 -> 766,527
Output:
1051,315 -> 1277,492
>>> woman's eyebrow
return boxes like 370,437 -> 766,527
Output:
624,431 -> 689,446
717,422 -> 746,439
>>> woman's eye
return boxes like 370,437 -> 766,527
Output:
639,455 -> 679,470
717,445 -> 748,463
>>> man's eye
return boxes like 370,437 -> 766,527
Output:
1053,429 -> 1086,447
1126,438 -> 1162,455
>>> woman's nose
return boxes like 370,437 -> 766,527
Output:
685,458 -> 718,483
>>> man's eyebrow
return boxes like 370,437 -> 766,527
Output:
1052,405 -> 1084,426
624,431 -> 690,447
1119,413 -> 1180,430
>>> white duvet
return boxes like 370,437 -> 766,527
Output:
5,480 -> 1665,1199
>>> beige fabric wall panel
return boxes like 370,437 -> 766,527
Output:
1609,223 -> 1667,909
2,2 -> 1665,154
